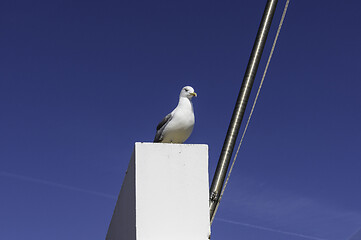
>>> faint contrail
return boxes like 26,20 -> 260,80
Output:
348,227 -> 361,240
215,218 -> 328,240
1,171 -> 117,200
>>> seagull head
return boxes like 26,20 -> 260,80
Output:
180,86 -> 197,99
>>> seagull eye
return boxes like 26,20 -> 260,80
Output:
185,88 -> 189,92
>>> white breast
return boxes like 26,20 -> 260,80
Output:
161,97 -> 195,143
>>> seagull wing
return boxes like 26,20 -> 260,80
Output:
154,113 -> 173,142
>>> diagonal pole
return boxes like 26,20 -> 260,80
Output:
209,0 -> 279,221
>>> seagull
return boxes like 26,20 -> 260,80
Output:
154,86 -> 197,143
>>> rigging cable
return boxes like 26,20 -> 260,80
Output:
211,0 -> 290,225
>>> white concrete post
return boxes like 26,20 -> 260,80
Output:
106,142 -> 210,240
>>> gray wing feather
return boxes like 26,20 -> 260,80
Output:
154,113 -> 173,142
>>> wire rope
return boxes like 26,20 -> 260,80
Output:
211,0 -> 290,225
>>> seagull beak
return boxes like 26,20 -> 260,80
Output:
190,92 -> 197,97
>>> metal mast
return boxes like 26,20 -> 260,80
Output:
209,0 -> 278,221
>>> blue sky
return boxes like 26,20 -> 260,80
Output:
1,0 -> 361,239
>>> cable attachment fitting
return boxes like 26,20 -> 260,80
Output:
210,191 -> 219,203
